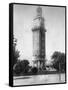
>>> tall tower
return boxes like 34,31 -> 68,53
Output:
32,7 -> 46,70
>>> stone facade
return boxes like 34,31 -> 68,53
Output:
32,7 -> 46,70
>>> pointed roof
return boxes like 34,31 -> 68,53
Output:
36,6 -> 42,18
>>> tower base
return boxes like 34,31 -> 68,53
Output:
33,60 -> 45,72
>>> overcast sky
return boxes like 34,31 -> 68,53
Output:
13,4 -> 65,62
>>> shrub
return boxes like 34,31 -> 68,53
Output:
31,67 -> 38,74
13,62 -> 22,75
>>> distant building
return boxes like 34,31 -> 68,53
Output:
32,7 -> 46,70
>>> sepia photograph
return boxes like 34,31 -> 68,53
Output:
9,3 -> 66,86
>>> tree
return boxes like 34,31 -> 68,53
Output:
51,51 -> 66,72
13,37 -> 20,67
13,60 -> 30,75
31,67 -> 38,74
13,61 -> 22,75
20,60 -> 29,73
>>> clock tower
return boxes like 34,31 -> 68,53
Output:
32,7 -> 46,70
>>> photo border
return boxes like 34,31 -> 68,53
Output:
9,3 -> 67,87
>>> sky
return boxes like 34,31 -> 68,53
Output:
13,4 -> 65,63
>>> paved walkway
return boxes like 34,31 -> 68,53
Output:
13,73 -> 65,86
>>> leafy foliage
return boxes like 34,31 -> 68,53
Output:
13,38 -> 20,67
51,51 -> 66,72
13,60 -> 30,75
20,60 -> 29,73
31,67 -> 38,74
13,61 -> 22,75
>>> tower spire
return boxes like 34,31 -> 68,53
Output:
36,6 -> 42,18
